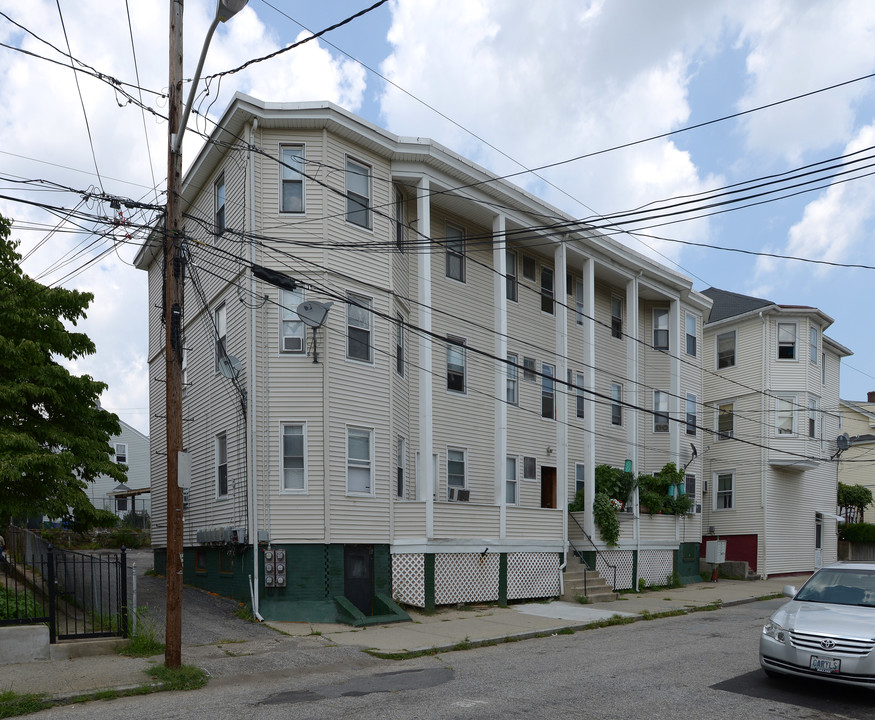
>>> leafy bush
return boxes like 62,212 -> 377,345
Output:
594,465 -> 636,504
0,587 -> 39,621
593,492 -> 620,546
569,487 -> 586,512
839,522 -> 875,543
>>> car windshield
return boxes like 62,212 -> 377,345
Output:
795,568 -> 875,606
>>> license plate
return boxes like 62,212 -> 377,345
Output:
810,655 -> 840,674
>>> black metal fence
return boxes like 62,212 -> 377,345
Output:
1,526 -> 128,643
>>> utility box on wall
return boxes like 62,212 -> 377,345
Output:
705,540 -> 727,565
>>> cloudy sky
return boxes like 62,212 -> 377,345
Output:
1,0 -> 874,436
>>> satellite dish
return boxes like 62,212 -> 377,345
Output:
836,433 -> 851,451
218,354 -> 242,380
296,301 -> 333,328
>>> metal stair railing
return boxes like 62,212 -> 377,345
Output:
568,511 -> 618,591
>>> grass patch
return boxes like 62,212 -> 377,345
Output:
757,593 -> 783,602
0,691 -> 53,718
146,664 -> 208,691
233,603 -> 255,622
118,607 -> 164,658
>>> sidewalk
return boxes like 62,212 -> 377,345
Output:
0,574 -> 808,703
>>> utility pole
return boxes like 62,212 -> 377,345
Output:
164,0 -> 184,669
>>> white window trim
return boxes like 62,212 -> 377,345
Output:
574,463 -> 586,495
685,312 -> 697,357
506,249 -> 518,302
215,432 -> 228,499
346,425 -> 375,496
611,382 -> 623,426
445,223 -> 466,283
808,398 -> 818,439
776,395 -> 796,436
540,266 -> 554,315
777,322 -> 798,361
215,303 -> 227,373
653,307 -> 669,350
396,436 -> 406,499
610,295 -> 623,339
716,401 -> 735,440
575,372 -> 585,419
541,363 -> 555,420
716,330 -> 736,370
280,288 -> 305,354
214,172 -> 225,235
346,292 -> 374,364
521,254 -> 536,281
810,325 -> 819,365
713,470 -> 735,511
446,336 -> 467,394
447,446 -> 467,500
653,390 -> 669,433
114,443 -> 128,464
505,455 -> 518,506
279,421 -> 307,494
395,313 -> 405,377
345,155 -> 372,231
686,393 -> 697,437
507,352 -> 519,406
395,185 -> 405,251
522,455 -> 537,480
575,279 -> 584,326
279,143 -> 305,214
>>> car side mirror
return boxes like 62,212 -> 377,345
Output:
782,585 -> 796,598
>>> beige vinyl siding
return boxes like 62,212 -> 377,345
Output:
506,507 -> 563,539
638,515 -> 680,543
429,210 -> 497,505
147,261 -> 164,360
433,503 -> 500,539
393,502 -> 426,538
592,282 -> 628,467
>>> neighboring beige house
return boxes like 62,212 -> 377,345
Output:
86,419 -> 150,520
135,94 -> 712,623
701,288 -> 852,577
838,394 -> 875,519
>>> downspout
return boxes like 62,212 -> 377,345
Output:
248,117 -> 262,619
760,310 -> 767,579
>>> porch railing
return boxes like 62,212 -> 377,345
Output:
568,512 -> 617,591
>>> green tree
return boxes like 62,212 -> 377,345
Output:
838,482 -> 873,524
0,214 -> 124,525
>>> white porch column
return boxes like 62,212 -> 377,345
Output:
494,214 -> 508,538
625,276 -> 639,473
670,298 -> 681,467
416,177 -> 435,540
582,256 -> 595,537
554,242 -> 568,542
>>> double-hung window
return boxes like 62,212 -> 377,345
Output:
777,323 -> 797,360
576,372 -> 585,418
575,280 -> 584,326
653,390 -> 669,433
347,427 -> 373,494
575,463 -> 585,495
447,448 -> 466,499
523,456 -> 537,480
611,295 -> 623,339
541,363 -> 555,419
685,312 -> 697,356
280,145 -> 304,212
215,173 -> 225,234
346,157 -> 371,229
717,402 -> 734,439
446,224 -> 465,282
396,436 -> 406,498
809,399 -> 817,438
506,353 -> 519,405
715,471 -> 734,510
506,456 -> 518,505
346,293 -> 373,362
395,314 -> 405,377
395,186 -> 405,251
653,308 -> 669,350
447,336 -> 466,393
523,357 -> 536,382
686,394 -> 697,436
114,443 -> 128,464
215,303 -> 227,372
281,423 -> 305,492
716,331 -> 735,369
506,250 -> 518,302
776,396 -> 795,435
540,267 -> 554,314
522,255 -> 536,281
216,433 -> 228,497
611,383 -> 623,426
281,288 -> 305,353
810,326 -> 818,364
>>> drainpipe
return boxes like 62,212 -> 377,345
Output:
760,311 -> 768,579
248,117 -> 261,618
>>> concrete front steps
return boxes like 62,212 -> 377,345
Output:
561,565 -> 618,603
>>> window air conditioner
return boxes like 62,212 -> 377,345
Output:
456,489 -> 470,502
448,488 -> 457,501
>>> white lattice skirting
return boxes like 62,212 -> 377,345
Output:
638,549 -> 674,588
391,552 -> 560,608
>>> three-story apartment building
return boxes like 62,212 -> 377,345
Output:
701,288 -> 851,577
136,94 -> 711,622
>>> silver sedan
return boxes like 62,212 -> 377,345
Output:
760,562 -> 875,688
